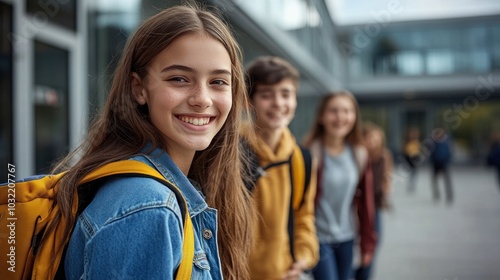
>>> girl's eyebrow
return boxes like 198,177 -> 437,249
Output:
161,64 -> 193,73
161,64 -> 231,76
212,69 -> 232,76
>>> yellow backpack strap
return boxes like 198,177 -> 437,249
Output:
291,145 -> 306,210
287,145 -> 313,261
82,160 -> 194,280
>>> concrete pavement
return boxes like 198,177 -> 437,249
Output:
373,165 -> 500,280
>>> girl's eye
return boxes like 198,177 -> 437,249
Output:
168,77 -> 187,83
211,79 -> 229,86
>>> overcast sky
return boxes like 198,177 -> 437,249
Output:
327,0 -> 500,25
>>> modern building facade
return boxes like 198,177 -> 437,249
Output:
2,0 -> 499,182
336,15 -> 500,164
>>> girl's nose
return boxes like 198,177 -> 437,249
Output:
188,85 -> 212,109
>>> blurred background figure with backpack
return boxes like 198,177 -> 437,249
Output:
430,125 -> 454,204
402,127 -> 421,193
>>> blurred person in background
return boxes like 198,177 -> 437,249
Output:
430,125 -> 454,204
304,91 -> 376,280
354,122 -> 394,280
402,127 -> 421,193
487,130 -> 500,191
243,56 -> 319,280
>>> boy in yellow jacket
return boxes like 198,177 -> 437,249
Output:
244,56 -> 319,280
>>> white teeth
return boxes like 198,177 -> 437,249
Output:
179,116 -> 210,126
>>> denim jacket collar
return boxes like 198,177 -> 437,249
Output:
137,143 -> 208,217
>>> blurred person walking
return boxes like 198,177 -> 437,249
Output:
304,91 -> 376,280
243,56 -> 319,280
430,126 -> 454,204
354,122 -> 394,280
402,127 -> 421,193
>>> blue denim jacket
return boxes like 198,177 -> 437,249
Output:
65,146 -> 223,279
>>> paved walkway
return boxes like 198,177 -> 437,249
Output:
373,165 -> 500,280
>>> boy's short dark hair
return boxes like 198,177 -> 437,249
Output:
246,56 -> 300,98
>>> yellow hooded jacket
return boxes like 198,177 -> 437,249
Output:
246,127 -> 319,280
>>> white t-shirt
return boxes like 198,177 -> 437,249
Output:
315,144 -> 359,243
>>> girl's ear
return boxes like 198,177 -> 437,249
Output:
131,72 -> 147,105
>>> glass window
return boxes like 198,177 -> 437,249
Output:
492,26 -> 500,70
408,30 -> 425,49
374,54 -> 397,75
34,41 -> 69,173
233,0 -> 330,73
235,0 -> 320,30
87,0 -> 152,111
348,56 -> 365,78
426,50 -> 454,75
26,0 -> 76,31
469,49 -> 490,73
396,51 -> 424,75
452,50 -> 464,73
427,29 -> 453,49
0,2 -> 12,183
464,26 -> 487,49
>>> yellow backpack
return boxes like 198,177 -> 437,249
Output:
0,160 -> 194,280
245,144 -> 313,260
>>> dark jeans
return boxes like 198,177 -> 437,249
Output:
312,240 -> 354,280
404,155 -> 419,192
354,210 -> 382,280
432,164 -> 453,202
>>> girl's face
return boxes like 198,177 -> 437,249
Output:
251,78 -> 297,133
364,130 -> 383,156
132,32 -> 232,158
321,95 -> 357,140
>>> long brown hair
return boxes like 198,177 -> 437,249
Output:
48,5 -> 254,280
303,91 -> 363,147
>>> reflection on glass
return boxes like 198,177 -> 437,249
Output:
0,2 -> 12,183
426,50 -> 454,75
87,0 -> 143,111
34,41 -> 69,173
397,51 -> 423,75
233,0 -> 333,73
87,0 -> 185,110
234,0 -> 321,30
